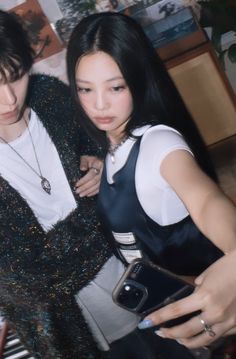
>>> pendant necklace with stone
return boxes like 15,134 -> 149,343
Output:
108,136 -> 128,164
0,118 -> 51,195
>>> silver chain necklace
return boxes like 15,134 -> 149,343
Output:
108,136 -> 128,164
0,119 -> 51,195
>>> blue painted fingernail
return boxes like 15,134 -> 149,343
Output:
138,319 -> 154,329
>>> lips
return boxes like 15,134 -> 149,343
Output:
1,108 -> 18,119
94,116 -> 113,124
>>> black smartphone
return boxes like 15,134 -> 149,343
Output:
112,259 -> 199,327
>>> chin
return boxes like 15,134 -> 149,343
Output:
93,123 -> 109,131
0,118 -> 16,126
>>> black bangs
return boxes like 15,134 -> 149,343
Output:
0,56 -> 28,83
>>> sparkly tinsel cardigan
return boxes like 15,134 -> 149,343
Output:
0,74 -> 112,359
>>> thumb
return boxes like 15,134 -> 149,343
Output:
195,271 -> 206,286
80,156 -> 89,171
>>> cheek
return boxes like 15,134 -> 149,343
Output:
16,80 -> 29,104
121,95 -> 133,114
21,87 -> 28,99
79,96 -> 91,111
78,96 -> 94,119
16,91 -> 27,106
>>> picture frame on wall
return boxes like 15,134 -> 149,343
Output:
10,0 -> 64,63
54,0 -> 138,44
120,1 -> 200,48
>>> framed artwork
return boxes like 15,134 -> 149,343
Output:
10,0 -> 64,63
54,0 -> 139,43
121,4 -> 199,48
197,0 -> 236,94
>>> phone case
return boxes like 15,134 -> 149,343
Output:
113,259 -> 197,325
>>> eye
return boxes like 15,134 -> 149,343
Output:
77,87 -> 91,94
111,85 -> 126,92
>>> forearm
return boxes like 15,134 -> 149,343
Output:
196,191 -> 236,253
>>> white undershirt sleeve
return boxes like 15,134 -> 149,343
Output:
135,125 -> 193,225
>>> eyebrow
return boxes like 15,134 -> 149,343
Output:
76,76 -> 124,84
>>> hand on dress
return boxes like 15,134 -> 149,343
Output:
74,155 -> 103,197
138,250 -> 236,348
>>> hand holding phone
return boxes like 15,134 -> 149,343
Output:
112,259 -> 199,327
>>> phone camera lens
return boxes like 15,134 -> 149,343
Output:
118,283 -> 144,309
124,285 -> 131,291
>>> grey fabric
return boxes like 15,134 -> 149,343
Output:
76,256 -> 140,350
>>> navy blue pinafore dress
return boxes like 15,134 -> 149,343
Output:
98,137 -> 223,276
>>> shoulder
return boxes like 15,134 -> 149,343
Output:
142,124 -> 190,151
139,124 -> 192,166
27,74 -> 76,130
28,74 -> 69,97
27,74 -> 73,113
142,124 -> 186,143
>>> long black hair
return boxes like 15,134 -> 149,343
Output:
0,10 -> 34,83
67,11 -> 217,180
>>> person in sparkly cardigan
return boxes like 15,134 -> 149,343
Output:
0,73 -> 112,359
0,9 -> 122,359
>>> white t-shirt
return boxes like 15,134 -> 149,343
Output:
106,125 -> 193,225
0,110 -> 77,231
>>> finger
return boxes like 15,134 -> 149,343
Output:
224,326 -> 236,336
195,270 -> 208,286
78,184 -> 99,197
91,159 -> 103,171
157,314 -> 204,340
75,171 -> 100,192
80,155 -> 90,171
177,321 -> 230,349
146,291 -> 201,326
79,156 -> 103,172
84,189 -> 99,197
90,166 -> 101,176
76,169 -> 101,187
75,179 -> 100,195
89,158 -> 103,173
195,253 -> 230,286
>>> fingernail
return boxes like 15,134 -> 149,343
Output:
176,339 -> 183,345
138,319 -> 154,329
155,330 -> 165,338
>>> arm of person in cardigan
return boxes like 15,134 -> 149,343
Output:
75,155 -> 104,197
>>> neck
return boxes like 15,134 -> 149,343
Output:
0,108 -> 30,143
108,131 -> 127,145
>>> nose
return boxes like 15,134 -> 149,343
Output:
94,90 -> 109,110
0,84 -> 17,107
